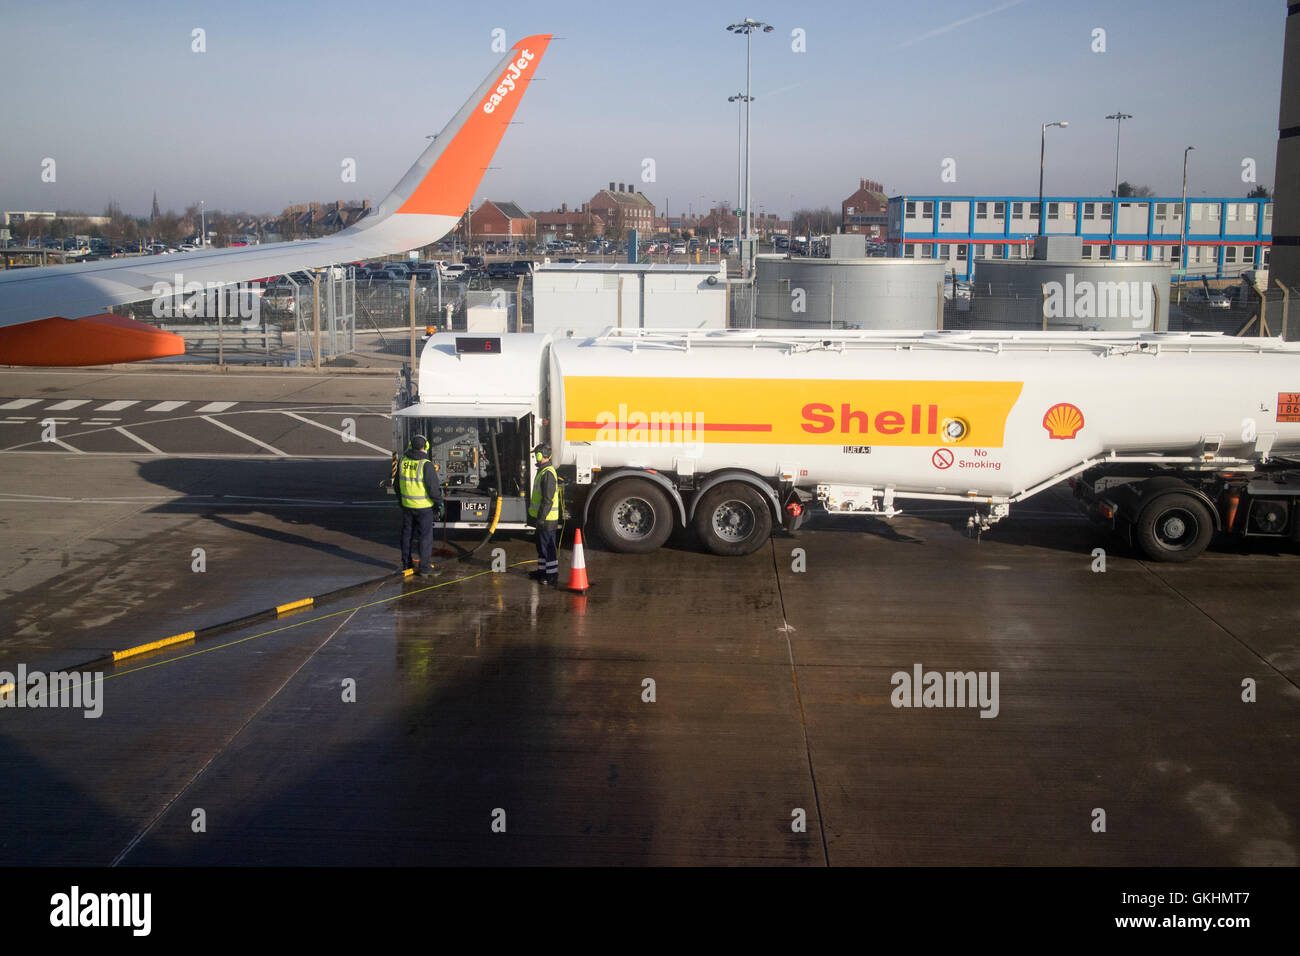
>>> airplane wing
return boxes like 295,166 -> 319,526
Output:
0,33 -> 552,366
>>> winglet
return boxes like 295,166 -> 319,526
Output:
382,34 -> 552,220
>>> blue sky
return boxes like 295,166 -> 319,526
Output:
1,0 -> 1287,219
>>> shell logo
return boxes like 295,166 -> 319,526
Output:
1042,402 -> 1085,440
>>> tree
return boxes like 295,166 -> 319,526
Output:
1247,185 -> 1271,199
792,206 -> 837,236
1113,182 -> 1154,198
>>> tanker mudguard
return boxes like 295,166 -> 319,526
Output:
688,470 -> 782,524
581,468 -> 688,528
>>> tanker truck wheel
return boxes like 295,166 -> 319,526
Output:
693,483 -> 773,556
595,478 -> 674,553
1135,492 -> 1214,563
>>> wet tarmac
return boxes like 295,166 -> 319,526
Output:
3,445 -> 1298,866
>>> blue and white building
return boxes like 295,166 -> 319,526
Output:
887,195 -> 1273,281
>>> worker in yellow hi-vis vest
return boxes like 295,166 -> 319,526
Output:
527,442 -> 560,587
398,435 -> 443,577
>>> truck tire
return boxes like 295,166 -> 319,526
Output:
693,482 -> 773,556
1135,492 -> 1215,562
595,478 -> 674,553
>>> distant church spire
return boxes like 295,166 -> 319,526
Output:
151,192 -> 160,222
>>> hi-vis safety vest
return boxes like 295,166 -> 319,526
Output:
529,464 -> 560,522
398,456 -> 432,509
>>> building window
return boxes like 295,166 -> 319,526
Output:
1012,202 -> 1024,218
992,244 -> 1005,259
1082,245 -> 1092,259
922,244 -> 932,257
957,244 -> 968,259
906,201 -> 916,217
1244,246 -> 1255,262
1098,245 -> 1110,260
1225,246 -> 1237,264
922,201 -> 934,217
1101,203 -> 1112,221
994,202 -> 1006,218
938,243 -> 950,258
1029,202 -> 1040,219
1207,205 -> 1220,221
1201,245 -> 1216,263
1244,205 -> 1256,221
1047,202 -> 1059,220
1170,244 -> 1180,262
940,201 -> 952,218
905,243 -> 914,257
1083,202 -> 1095,220
1263,246 -> 1270,265
976,201 -> 988,216
1155,203 -> 1167,220
1226,204 -> 1238,222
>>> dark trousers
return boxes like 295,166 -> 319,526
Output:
536,525 -> 559,580
401,507 -> 434,569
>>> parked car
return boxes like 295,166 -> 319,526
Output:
440,263 -> 469,280
463,255 -> 485,268
1186,287 -> 1231,310
512,259 -> 533,276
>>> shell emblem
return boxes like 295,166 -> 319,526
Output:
1042,403 -> 1084,439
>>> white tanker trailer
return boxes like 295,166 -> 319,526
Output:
391,328 -> 1300,562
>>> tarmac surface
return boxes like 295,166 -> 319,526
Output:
1,369 -> 1298,866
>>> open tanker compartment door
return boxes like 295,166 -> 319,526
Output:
392,332 -> 552,531
394,402 -> 536,529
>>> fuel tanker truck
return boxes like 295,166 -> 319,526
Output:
390,328 -> 1300,562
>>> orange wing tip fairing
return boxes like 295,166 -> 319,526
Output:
1042,402 -> 1084,439
0,314 -> 185,367
395,34 -> 552,218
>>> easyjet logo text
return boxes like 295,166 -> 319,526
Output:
483,48 -> 536,114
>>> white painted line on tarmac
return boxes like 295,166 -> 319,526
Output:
95,400 -> 138,412
0,399 -> 39,409
202,415 -> 287,456
145,400 -> 187,412
82,419 -> 119,425
1,417 -> 35,423
114,426 -> 165,455
281,411 -> 392,454
47,399 -> 90,411
196,401 -> 236,413
49,438 -> 82,453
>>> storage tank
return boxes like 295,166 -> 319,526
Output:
963,260 -> 1172,331
754,256 -> 945,329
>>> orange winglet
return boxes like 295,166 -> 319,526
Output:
396,34 -> 552,218
0,314 -> 185,367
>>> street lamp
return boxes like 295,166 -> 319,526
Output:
1106,111 -> 1133,253
1038,121 -> 1068,237
727,17 -> 773,276
727,93 -> 751,217
199,199 -> 205,248
1180,146 -> 1196,292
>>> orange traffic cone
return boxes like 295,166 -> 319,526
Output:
567,528 -> 590,593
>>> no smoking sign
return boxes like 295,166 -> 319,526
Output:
932,448 -> 954,470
